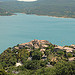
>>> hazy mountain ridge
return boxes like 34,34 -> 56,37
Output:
0,0 -> 75,17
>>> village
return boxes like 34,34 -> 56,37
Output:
13,39 -> 75,53
13,39 -> 75,62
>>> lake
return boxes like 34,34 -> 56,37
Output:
0,13 -> 75,53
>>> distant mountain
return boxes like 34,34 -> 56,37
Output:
0,0 -> 75,17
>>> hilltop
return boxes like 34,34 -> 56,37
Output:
0,39 -> 75,75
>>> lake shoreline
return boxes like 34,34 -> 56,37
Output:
0,13 -> 16,16
0,12 -> 74,19
0,13 -> 75,54
16,13 -> 75,19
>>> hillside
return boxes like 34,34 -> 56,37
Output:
0,39 -> 75,75
0,0 -> 75,17
0,8 -> 6,15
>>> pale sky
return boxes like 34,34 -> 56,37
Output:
17,0 -> 37,2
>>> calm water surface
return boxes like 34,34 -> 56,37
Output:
0,13 -> 75,53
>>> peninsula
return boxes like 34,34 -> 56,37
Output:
0,39 -> 75,75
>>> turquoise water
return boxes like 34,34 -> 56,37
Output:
0,13 -> 75,53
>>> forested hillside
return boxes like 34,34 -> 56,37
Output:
0,40 -> 75,75
0,0 -> 75,17
0,8 -> 13,16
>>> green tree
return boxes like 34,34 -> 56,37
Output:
0,63 -> 3,69
0,69 -> 7,75
67,53 -> 73,57
24,60 -> 41,70
31,50 -> 43,60
55,61 -> 75,75
44,50 -> 50,56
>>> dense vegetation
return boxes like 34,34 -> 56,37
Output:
0,0 -> 75,17
0,8 -> 12,16
0,40 -> 75,75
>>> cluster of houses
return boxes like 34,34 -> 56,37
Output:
13,39 -> 75,54
54,45 -> 75,53
54,45 -> 75,61
13,40 -> 75,68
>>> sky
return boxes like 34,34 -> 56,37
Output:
17,0 -> 37,2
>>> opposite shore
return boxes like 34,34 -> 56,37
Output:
0,12 -> 74,19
